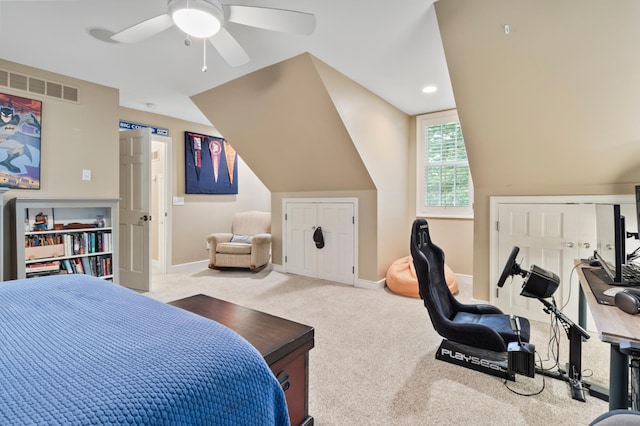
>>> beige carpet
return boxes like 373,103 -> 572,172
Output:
145,266 -> 612,425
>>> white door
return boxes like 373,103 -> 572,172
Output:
119,128 -> 151,291
284,200 -> 356,285
317,203 -> 355,283
494,203 -> 583,322
285,202 -> 317,277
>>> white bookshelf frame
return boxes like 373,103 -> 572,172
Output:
10,197 -> 119,281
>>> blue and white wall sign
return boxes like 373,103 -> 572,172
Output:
119,120 -> 169,137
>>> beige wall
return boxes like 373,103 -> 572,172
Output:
0,59 -> 271,275
436,0 -> 640,299
1,55 -> 475,282
1,60 -> 119,279
311,57 -> 413,279
117,108 -> 271,266
192,53 -> 415,280
0,61 -> 119,199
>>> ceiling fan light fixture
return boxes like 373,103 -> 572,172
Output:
168,0 -> 223,39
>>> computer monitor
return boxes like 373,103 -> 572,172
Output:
594,204 -> 626,284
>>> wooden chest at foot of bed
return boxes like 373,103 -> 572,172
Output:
169,294 -> 315,426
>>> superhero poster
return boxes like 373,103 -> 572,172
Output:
0,93 -> 42,189
185,132 -> 238,194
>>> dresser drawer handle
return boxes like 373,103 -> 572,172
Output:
276,371 -> 290,392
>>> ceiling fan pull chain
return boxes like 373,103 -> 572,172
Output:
202,38 -> 208,72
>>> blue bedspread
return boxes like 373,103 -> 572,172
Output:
0,275 -> 289,425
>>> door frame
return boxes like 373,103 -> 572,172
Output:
282,197 -> 359,283
150,135 -> 172,274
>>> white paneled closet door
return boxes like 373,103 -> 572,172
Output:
284,199 -> 356,285
494,203 -> 584,323
317,203 -> 354,284
285,202 -> 317,278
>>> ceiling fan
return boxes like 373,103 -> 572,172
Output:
104,0 -> 316,67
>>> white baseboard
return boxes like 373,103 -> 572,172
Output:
356,277 -> 385,290
272,263 -> 383,289
167,260 -> 209,274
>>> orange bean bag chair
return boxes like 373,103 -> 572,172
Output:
386,255 -> 459,298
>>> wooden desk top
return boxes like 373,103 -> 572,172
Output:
576,262 -> 640,344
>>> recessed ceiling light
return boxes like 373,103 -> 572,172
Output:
422,85 -> 438,94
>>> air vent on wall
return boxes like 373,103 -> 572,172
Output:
9,73 -> 27,91
0,68 -> 79,103
0,70 -> 8,87
28,77 -> 46,95
46,81 -> 63,99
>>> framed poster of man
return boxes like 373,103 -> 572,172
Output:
0,93 -> 42,189
185,132 -> 238,194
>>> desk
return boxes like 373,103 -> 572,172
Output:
576,262 -> 640,409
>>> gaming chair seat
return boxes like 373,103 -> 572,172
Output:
410,218 -> 530,354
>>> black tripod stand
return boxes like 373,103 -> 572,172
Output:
498,246 -> 605,401
535,297 -> 591,401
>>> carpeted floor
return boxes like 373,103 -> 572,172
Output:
145,266 -> 612,425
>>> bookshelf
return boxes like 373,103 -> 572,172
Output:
10,198 -> 119,281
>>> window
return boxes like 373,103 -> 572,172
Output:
416,110 -> 473,218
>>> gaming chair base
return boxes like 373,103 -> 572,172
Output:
435,339 -> 515,381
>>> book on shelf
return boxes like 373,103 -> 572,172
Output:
62,259 -> 75,274
74,258 -> 85,274
81,257 -> 93,276
26,261 -> 61,274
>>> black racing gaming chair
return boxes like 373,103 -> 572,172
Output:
410,218 -> 531,377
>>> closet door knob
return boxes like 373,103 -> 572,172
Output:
566,242 -> 575,248
582,242 -> 591,249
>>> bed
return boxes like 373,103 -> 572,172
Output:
0,274 -> 289,425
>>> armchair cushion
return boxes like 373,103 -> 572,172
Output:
217,243 -> 252,255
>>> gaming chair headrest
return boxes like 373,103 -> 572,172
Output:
411,218 -> 431,251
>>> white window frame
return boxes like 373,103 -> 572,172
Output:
416,109 -> 474,219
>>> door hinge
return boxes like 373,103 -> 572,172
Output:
496,221 -> 500,232
496,287 -> 499,298
352,216 -> 355,224
285,213 -> 287,221
285,256 -> 287,263
352,266 -> 355,274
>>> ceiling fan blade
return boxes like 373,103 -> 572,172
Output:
227,5 -> 316,35
111,13 -> 173,43
208,27 -> 249,67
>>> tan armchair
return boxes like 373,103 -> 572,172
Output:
206,211 -> 272,272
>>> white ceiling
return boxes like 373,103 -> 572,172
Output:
0,0 -> 455,126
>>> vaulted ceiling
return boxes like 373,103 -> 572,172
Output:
0,0 -> 454,126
